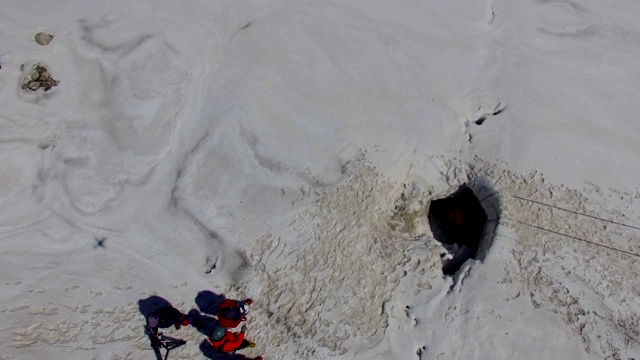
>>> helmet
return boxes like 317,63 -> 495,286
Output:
239,303 -> 249,317
211,327 -> 226,341
147,315 -> 159,328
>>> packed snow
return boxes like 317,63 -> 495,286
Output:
1,0 -> 639,359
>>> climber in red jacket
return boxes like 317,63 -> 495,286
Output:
217,298 -> 252,328
208,324 -> 260,357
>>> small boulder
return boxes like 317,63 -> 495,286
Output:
34,32 -> 54,46
21,63 -> 59,92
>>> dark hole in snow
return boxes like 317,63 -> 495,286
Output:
428,184 -> 497,275
474,116 -> 487,125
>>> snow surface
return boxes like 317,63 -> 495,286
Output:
1,0 -> 640,359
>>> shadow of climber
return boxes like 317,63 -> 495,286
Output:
195,290 -> 227,315
138,295 -> 173,318
188,308 -> 220,336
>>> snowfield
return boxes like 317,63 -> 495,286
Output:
1,0 -> 639,359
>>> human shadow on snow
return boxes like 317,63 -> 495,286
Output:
136,294 -> 259,360
137,295 -> 173,318
188,308 -> 220,336
195,290 -> 226,315
137,295 -> 176,350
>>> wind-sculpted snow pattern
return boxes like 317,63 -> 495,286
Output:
468,158 -> 640,359
218,155 -> 640,359
57,23 -> 187,214
236,161 -> 413,357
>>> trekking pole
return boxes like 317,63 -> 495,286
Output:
151,334 -> 187,360
160,335 -> 187,360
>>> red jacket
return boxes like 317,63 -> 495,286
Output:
217,299 -> 244,328
209,330 -> 245,352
